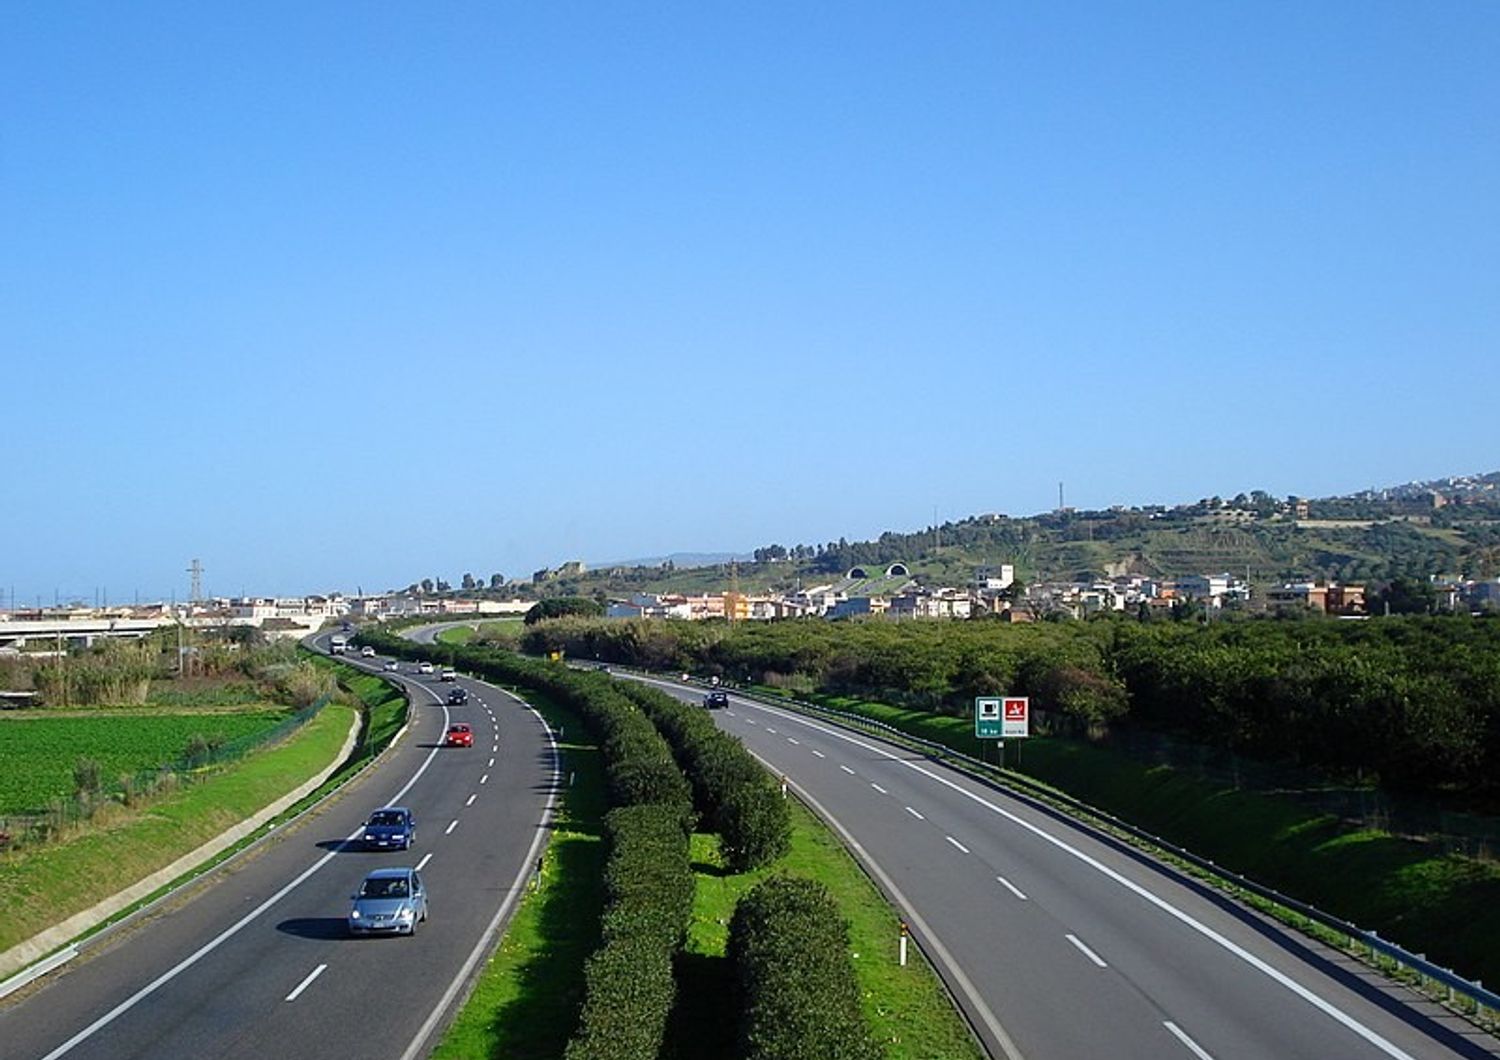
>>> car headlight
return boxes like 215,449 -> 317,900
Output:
350,909 -> 361,919
397,907 -> 413,920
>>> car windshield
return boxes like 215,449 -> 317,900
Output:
360,877 -> 409,899
368,811 -> 405,827
450,725 -> 469,732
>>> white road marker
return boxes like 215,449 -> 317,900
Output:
466,794 -> 476,806
905,806 -> 925,820
946,836 -> 970,854
870,783 -> 888,795
787,737 -> 800,745
725,710 -> 736,716
1066,934 -> 1108,968
840,765 -> 856,775
480,774 -> 489,784
996,876 -> 1028,900
811,749 -> 826,758
415,853 -> 433,871
284,963 -> 327,1002
1164,1021 -> 1215,1060
766,727 -> 778,734
487,757 -> 495,767
445,820 -> 458,835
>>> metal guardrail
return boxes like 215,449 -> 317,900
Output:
682,675 -> 1500,1026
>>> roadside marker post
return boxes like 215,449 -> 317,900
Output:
899,920 -> 909,967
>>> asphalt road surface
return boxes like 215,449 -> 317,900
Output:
631,674 -> 1500,1060
0,642 -> 556,1060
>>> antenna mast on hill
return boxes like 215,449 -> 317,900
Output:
187,559 -> 204,605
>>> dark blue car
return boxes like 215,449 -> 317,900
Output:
361,806 -> 416,851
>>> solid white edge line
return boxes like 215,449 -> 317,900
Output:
905,806 -> 925,820
1065,933 -> 1108,968
946,836 -> 970,854
445,820 -> 458,835
415,853 -> 433,872
399,690 -> 561,1060
996,876 -> 1029,901
38,688 -> 454,1060
733,698 -> 1419,1060
1164,1021 -> 1216,1060
284,963 -> 327,1003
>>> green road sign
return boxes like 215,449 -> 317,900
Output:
975,697 -> 1003,739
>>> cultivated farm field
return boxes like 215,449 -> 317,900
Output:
0,711 -> 290,815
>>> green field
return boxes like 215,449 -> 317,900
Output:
0,711 -> 291,815
0,703 -> 356,954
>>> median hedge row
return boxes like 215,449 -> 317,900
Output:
566,803 -> 692,1060
616,681 -> 790,871
354,630 -> 693,1057
728,875 -> 882,1060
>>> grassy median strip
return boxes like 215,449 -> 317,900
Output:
432,702 -> 977,1059
663,801 -> 983,1060
432,694 -> 606,1060
0,703 -> 355,955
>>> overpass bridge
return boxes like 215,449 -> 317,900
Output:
0,617 -> 173,650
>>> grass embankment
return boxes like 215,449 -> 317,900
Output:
436,626 -> 478,646
0,703 -> 355,954
778,688 -> 1500,989
434,692 -> 979,1059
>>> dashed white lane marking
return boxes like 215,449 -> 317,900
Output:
487,757 -> 495,767
491,743 -> 498,753
946,836 -> 970,854
466,794 -> 477,807
840,765 -> 856,775
905,806 -> 925,820
871,783 -> 888,795
415,853 -> 433,871
744,718 -> 757,725
787,737 -> 800,745
445,820 -> 459,835
725,710 -> 736,716
766,727 -> 778,734
480,774 -> 489,785
1164,1022 -> 1215,1060
284,963 -> 327,1002
1066,933 -> 1108,968
996,876 -> 1028,900
811,749 -> 826,758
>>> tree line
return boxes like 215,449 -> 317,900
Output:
518,615 -> 1500,805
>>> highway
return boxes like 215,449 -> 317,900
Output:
629,674 -> 1500,1060
0,640 -> 556,1060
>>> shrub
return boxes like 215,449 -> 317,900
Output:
728,876 -> 881,1060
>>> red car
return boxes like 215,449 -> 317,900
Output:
445,723 -> 473,748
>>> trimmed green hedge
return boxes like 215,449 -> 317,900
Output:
565,804 -> 693,1060
728,876 -> 882,1060
355,629 -> 694,1054
616,682 -> 790,871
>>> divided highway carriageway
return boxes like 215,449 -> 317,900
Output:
629,674 -> 1500,1060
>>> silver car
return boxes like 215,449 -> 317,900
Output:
348,867 -> 428,936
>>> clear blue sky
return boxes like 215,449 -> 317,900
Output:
4,3 -> 1496,604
